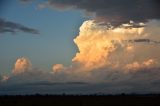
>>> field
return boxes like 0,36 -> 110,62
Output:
0,94 -> 160,106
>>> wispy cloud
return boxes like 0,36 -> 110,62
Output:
0,18 -> 39,34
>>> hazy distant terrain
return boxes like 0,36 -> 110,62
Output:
1,81 -> 160,95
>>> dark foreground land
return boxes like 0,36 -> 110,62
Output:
0,94 -> 160,106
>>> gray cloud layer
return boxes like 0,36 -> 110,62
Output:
0,18 -> 39,34
1,67 -> 160,95
35,0 -> 160,26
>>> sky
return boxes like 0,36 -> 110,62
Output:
0,0 -> 160,95
0,0 -> 86,75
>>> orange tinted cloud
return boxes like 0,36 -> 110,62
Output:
1,75 -> 9,82
52,64 -> 64,73
4,20 -> 160,84
125,59 -> 156,71
12,57 -> 32,74
72,20 -> 147,71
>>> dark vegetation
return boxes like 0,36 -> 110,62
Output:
0,94 -> 160,106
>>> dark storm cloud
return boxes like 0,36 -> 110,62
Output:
37,0 -> 160,27
0,18 -> 39,34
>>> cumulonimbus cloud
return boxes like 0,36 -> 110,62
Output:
71,20 -> 160,71
0,18 -> 39,34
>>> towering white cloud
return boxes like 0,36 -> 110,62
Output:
71,20 -> 160,72
12,57 -> 32,74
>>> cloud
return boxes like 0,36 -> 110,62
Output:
0,0 -> 159,94
52,19 -> 160,84
116,39 -> 160,44
36,0 -> 160,27
1,75 -> 9,82
7,20 -> 160,75
0,18 -> 39,34
12,57 -> 32,74
52,64 -> 64,73
124,59 -> 156,71
1,19 -> 160,94
1,57 -> 160,94
0,74 -> 9,83
71,20 -> 160,71
1,66 -> 160,94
